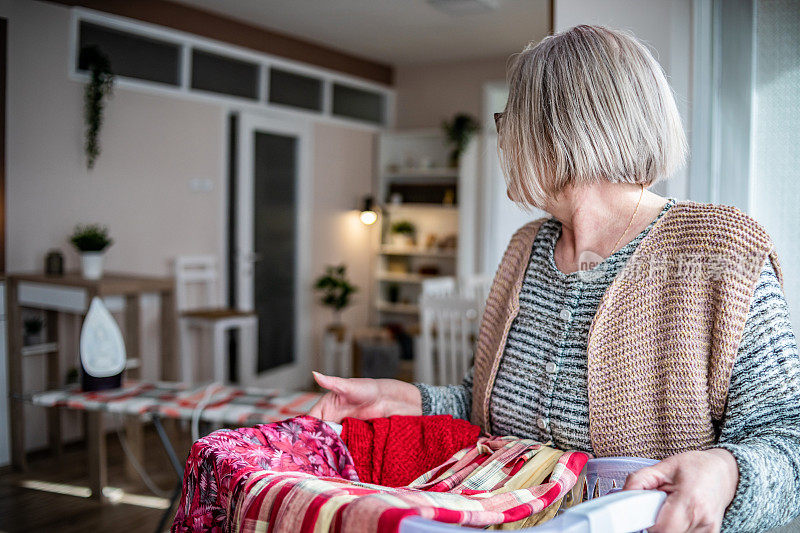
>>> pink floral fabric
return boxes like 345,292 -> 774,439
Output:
171,415 -> 358,532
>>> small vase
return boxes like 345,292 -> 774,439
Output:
81,251 -> 105,280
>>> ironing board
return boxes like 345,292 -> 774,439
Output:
27,381 -> 320,532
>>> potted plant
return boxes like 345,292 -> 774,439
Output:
389,220 -> 416,248
70,224 -> 113,279
442,113 -> 480,168
314,265 -> 358,327
23,315 -> 44,346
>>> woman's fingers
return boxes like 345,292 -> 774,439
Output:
624,461 -> 689,533
309,372 -> 379,422
648,493 -> 693,533
623,462 -> 673,490
624,451 -> 734,533
312,371 -> 342,393
307,394 -> 328,420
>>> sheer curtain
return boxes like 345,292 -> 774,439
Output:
750,0 -> 800,335
692,0 -> 800,335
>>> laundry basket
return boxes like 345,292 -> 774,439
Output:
399,457 -> 666,533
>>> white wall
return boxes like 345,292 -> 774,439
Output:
6,0 -> 226,450
310,122 -> 376,369
394,56 -> 510,129
3,0 -> 377,454
554,0 -> 693,201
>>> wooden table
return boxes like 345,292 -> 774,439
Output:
5,272 -> 177,483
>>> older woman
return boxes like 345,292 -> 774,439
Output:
309,25 -> 800,532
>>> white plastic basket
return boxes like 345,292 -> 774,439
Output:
399,457 -> 666,533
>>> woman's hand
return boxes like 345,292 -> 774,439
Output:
623,448 -> 739,533
307,372 -> 422,423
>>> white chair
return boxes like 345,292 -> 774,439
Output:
174,256 -> 258,385
421,276 -> 457,297
417,277 -> 481,385
460,274 -> 493,321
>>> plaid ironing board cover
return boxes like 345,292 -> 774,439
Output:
30,381 -> 321,425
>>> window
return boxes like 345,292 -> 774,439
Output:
77,21 -> 180,86
191,49 -> 259,100
73,17 -> 391,128
332,83 -> 385,124
268,68 -> 322,111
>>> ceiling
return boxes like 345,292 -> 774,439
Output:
171,0 -> 551,66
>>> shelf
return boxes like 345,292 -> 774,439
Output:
379,246 -> 457,258
376,271 -> 438,283
383,203 -> 458,211
383,167 -> 458,180
375,301 -> 420,314
21,342 -> 59,357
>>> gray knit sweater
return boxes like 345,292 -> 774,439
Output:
416,201 -> 800,531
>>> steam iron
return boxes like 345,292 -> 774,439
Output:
80,297 -> 126,391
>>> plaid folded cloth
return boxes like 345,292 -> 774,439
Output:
173,416 -> 589,533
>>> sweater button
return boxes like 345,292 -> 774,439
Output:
537,417 -> 547,430
559,309 -> 572,321
545,362 -> 556,374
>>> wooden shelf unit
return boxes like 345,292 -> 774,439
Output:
373,129 -> 477,326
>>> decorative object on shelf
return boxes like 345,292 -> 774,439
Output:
437,233 -> 458,251
389,192 -> 403,206
418,265 -> 440,276
442,113 -> 479,167
80,45 -> 114,170
314,264 -> 358,325
443,188 -> 456,205
424,234 -> 438,249
80,297 -> 126,391
23,314 -> 44,346
359,195 -> 378,225
389,220 -> 416,248
387,257 -> 408,274
387,283 -> 400,303
70,223 -> 113,280
45,249 -> 64,276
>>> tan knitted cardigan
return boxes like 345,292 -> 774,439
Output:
471,201 -> 782,459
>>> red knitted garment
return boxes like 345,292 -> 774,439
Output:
340,415 -> 482,487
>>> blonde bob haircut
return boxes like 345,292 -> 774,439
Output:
498,25 -> 687,209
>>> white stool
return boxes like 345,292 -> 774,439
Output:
174,256 -> 258,384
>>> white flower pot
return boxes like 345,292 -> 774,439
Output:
391,234 -> 414,248
81,251 -> 105,280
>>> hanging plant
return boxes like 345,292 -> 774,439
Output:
80,46 -> 114,170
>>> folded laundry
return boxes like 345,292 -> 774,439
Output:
340,414 -> 482,487
172,415 -> 589,533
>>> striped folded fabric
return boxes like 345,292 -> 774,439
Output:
231,435 -> 588,533
172,415 -> 588,533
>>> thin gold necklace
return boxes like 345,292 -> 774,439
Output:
611,184 -> 644,254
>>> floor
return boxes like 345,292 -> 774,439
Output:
0,425 -> 191,533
